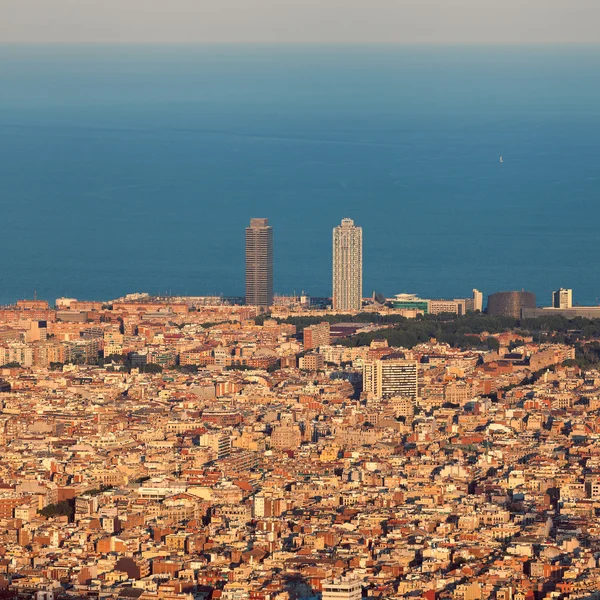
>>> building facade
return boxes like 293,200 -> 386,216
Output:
332,218 -> 362,311
523,306 -> 600,319
552,288 -> 573,309
487,291 -> 536,318
363,356 -> 418,399
473,289 -> 483,312
245,218 -> 273,308
303,322 -> 331,350
299,353 -> 325,371
429,299 -> 466,316
322,576 -> 363,600
392,294 -> 429,314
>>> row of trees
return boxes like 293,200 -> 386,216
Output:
266,312 -> 600,354
256,312 -> 410,331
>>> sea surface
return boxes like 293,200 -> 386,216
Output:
1,45 -> 599,307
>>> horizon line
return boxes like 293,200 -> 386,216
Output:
1,41 -> 600,47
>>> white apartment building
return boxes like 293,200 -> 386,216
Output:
363,356 -> 418,399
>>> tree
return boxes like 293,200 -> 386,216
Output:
104,353 -> 126,364
487,337 -> 500,351
173,364 -> 199,374
39,500 -> 74,520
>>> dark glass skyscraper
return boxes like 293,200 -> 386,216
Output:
245,218 -> 273,307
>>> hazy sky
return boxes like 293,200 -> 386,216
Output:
1,0 -> 599,45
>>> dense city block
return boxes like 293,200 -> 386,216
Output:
0,295 -> 599,599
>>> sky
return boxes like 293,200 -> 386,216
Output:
0,0 -> 599,45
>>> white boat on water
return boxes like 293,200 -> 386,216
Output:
500,156 -> 503,163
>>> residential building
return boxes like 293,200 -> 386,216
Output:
270,424 -> 302,450
299,353 -> 324,371
363,355 -> 418,399
303,322 -> 331,350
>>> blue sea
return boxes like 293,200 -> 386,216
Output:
1,45 -> 599,306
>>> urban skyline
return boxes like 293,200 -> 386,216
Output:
2,3 -> 600,595
0,203 -> 583,316
0,280 -> 597,599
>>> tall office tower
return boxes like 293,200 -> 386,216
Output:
245,218 -> 273,307
332,218 -> 362,311
473,289 -> 483,312
552,288 -> 573,309
363,355 -> 418,399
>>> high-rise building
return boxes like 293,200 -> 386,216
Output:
332,218 -> 362,311
363,355 -> 418,399
245,218 -> 273,308
473,289 -> 483,312
552,288 -> 573,309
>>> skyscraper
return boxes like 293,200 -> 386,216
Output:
332,218 -> 362,311
552,288 -> 573,309
245,218 -> 273,308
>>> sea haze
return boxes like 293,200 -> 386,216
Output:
0,45 -> 599,306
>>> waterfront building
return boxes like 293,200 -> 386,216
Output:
473,289 -> 483,312
245,218 -> 273,308
552,288 -> 573,309
430,299 -> 466,316
523,306 -> 600,319
332,218 -> 362,311
392,293 -> 429,314
392,294 -> 466,316
487,291 -> 536,318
